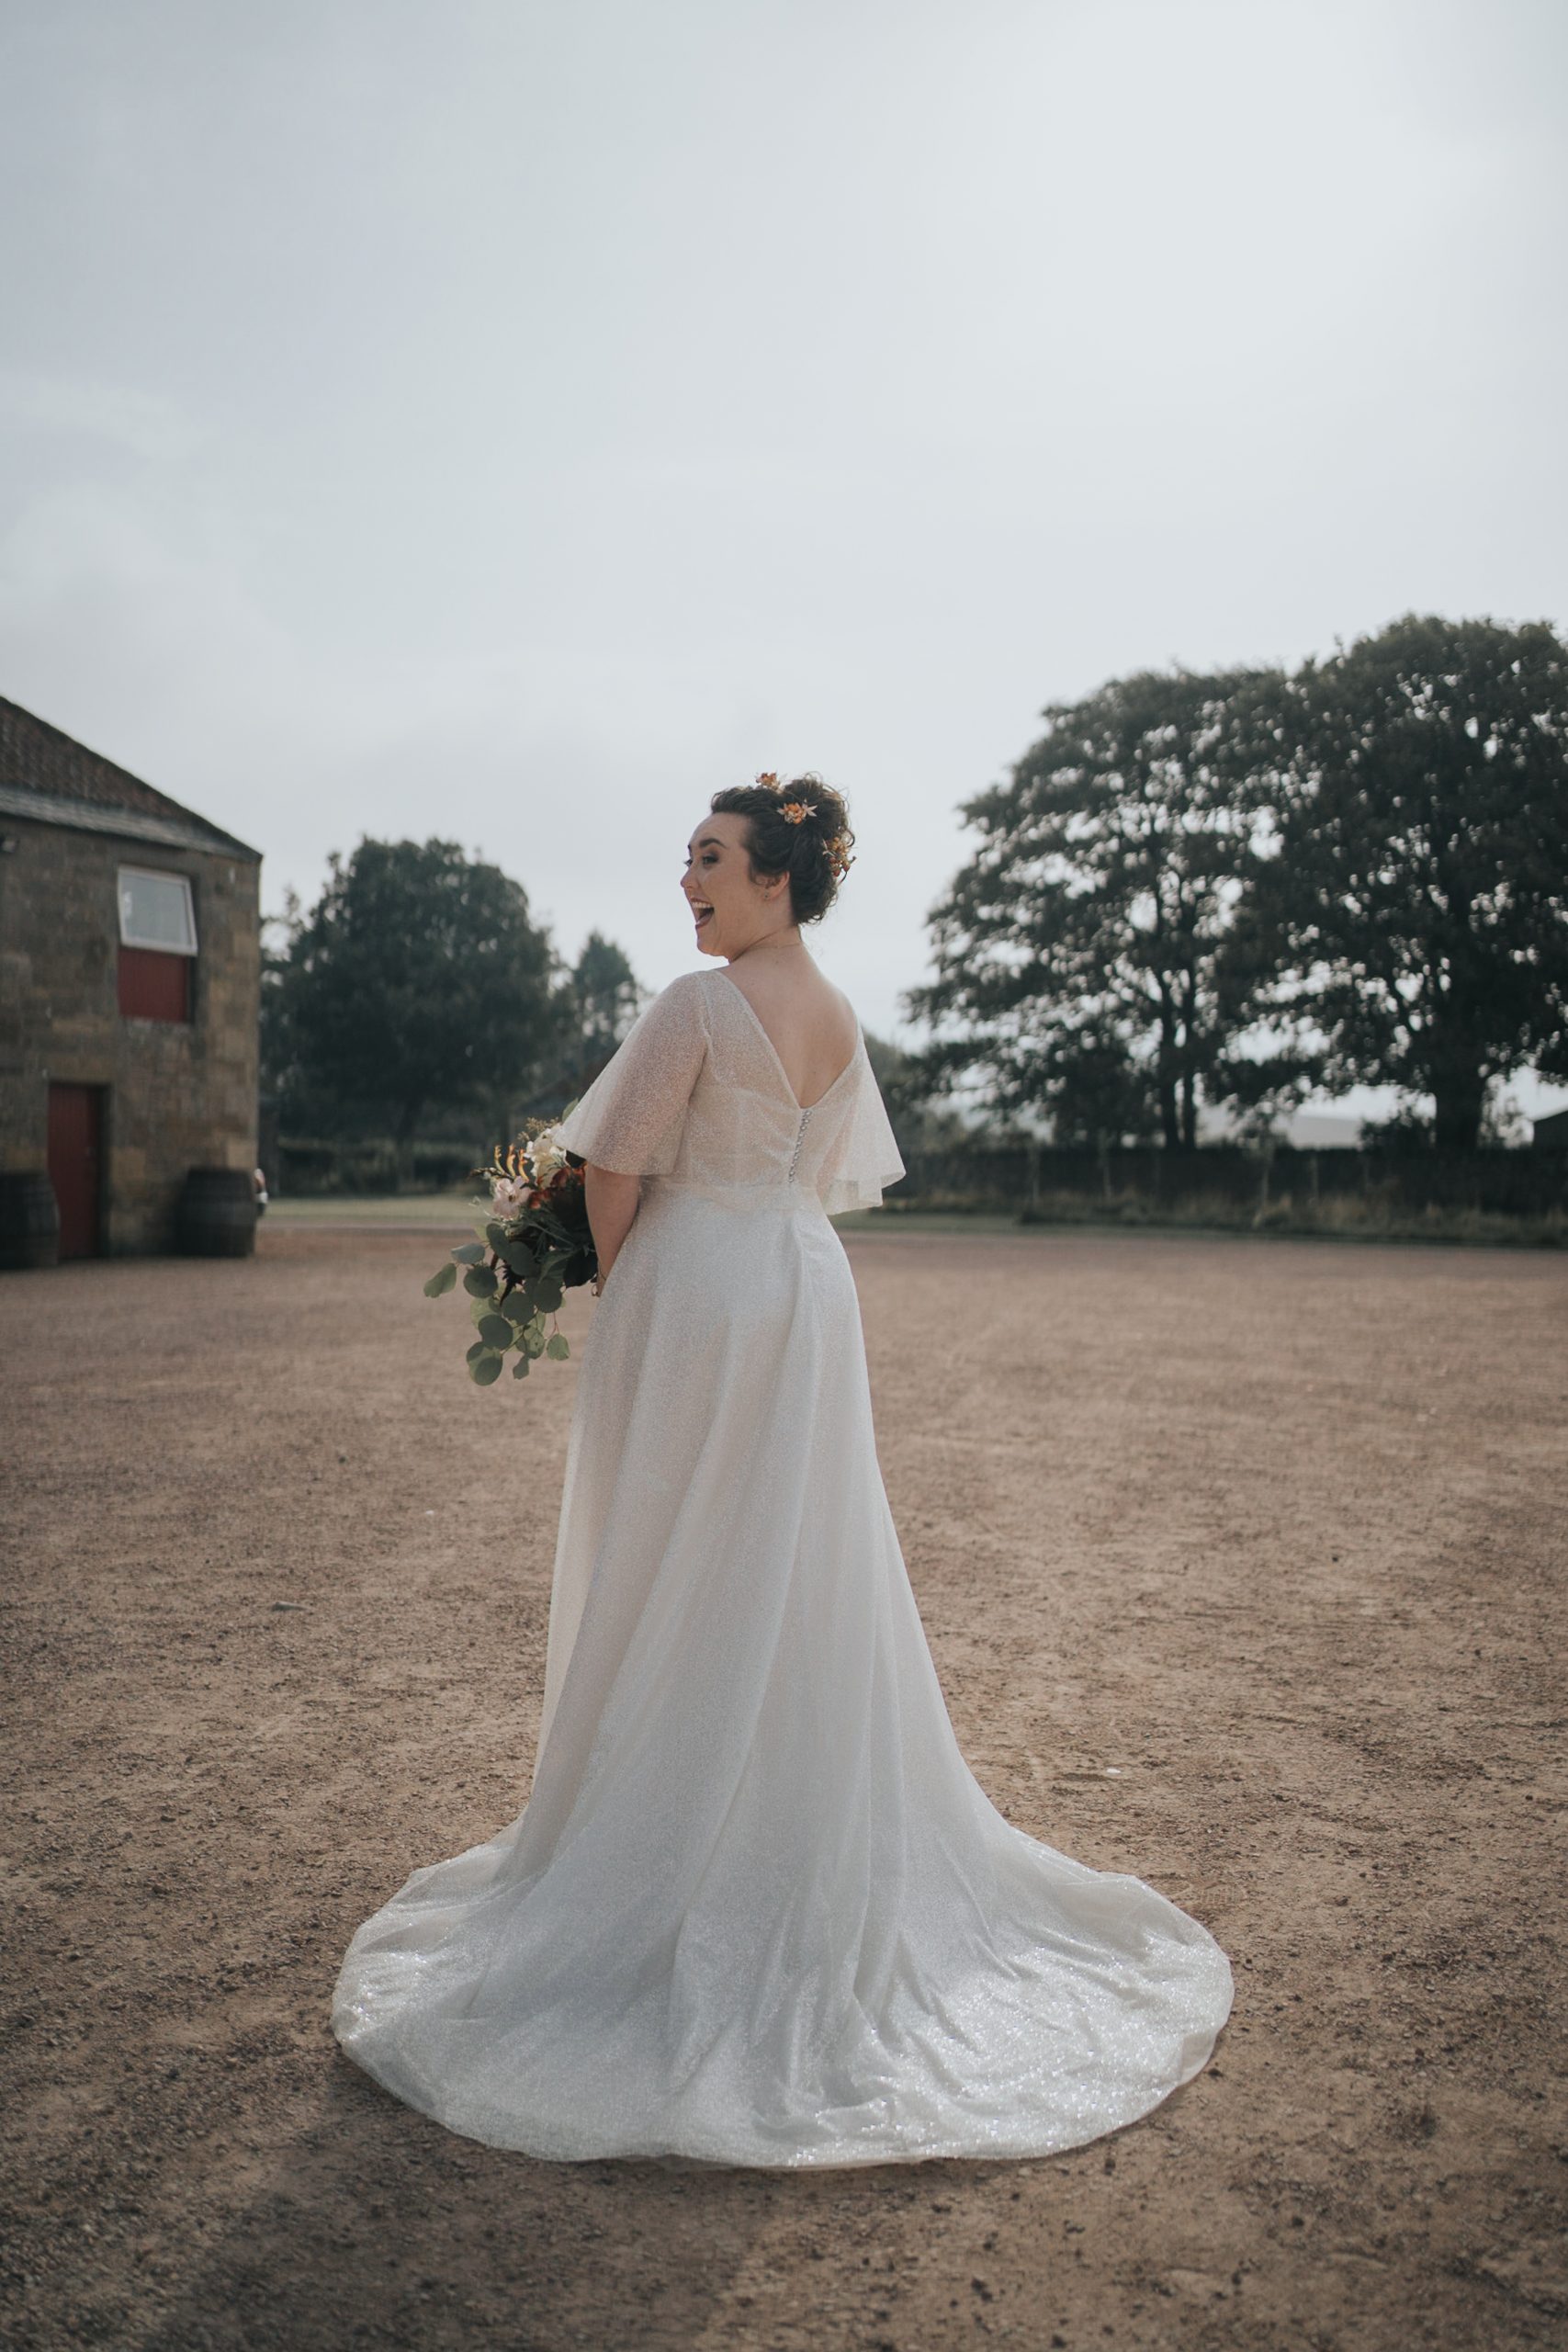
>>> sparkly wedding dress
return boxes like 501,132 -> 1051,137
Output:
331,967 -> 1233,2165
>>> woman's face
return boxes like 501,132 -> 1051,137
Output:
682,812 -> 786,959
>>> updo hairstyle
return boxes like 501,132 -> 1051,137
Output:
708,772 -> 855,927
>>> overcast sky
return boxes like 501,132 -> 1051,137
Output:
3,0 -> 1564,1114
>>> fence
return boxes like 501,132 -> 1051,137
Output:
274,1130 -> 1567,1231
887,1142 -> 1568,1226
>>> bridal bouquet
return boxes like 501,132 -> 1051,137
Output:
422,1114 -> 597,1387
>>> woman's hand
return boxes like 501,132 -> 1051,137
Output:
583,1165 -> 642,1295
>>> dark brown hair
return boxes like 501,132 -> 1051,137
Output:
708,773 -> 854,926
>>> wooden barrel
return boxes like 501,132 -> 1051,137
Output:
176,1167 -> 257,1259
0,1170 -> 61,1270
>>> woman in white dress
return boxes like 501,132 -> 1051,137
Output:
332,774 -> 1233,2166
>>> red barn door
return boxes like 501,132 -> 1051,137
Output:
47,1084 -> 104,1259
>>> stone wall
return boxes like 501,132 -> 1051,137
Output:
0,813 -> 260,1253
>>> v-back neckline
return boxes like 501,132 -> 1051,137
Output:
710,970 -> 863,1114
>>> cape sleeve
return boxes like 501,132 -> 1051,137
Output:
817,1053 -> 907,1217
554,971 -> 710,1177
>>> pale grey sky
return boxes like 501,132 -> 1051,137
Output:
3,0 -> 1564,1114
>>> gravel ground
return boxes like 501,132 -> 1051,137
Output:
3,1223 -> 1564,2352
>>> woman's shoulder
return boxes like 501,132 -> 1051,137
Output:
827,978 -> 860,1033
643,968 -> 713,1017
807,974 -> 862,1052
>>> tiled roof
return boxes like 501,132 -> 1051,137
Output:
0,695 -> 260,860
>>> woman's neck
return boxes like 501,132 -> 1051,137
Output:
728,928 -> 806,966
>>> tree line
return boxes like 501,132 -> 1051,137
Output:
906,614 -> 1568,1152
261,838 -> 643,1150
265,611 -> 1567,1168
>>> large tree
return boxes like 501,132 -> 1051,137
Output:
569,931 -> 643,1080
861,1029 -> 970,1157
1224,614 -> 1568,1149
906,666 -> 1275,1148
266,838 -> 568,1143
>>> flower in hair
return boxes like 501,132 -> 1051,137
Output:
824,831 -> 854,881
755,771 -> 781,791
780,800 -> 811,824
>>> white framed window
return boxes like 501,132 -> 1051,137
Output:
118,867 -> 197,956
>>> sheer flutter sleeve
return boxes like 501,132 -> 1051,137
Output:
555,972 -> 710,1177
817,1057 -> 907,1217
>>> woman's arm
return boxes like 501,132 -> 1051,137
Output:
583,1165 -> 642,1292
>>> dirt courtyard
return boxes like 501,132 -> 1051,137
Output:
3,1221 -> 1564,2352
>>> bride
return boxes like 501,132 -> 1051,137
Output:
332,773 -> 1234,2166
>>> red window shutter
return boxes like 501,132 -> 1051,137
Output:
118,945 -> 192,1022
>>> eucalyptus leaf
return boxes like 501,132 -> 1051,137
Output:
452,1242 -> 487,1265
463,1266 -> 496,1298
478,1313 -> 514,1349
423,1261 -> 457,1297
500,1238 -> 538,1279
485,1221 -> 509,1251
534,1280 -> 565,1314
468,1351 -> 504,1386
522,1323 -> 547,1358
545,1333 -> 570,1361
502,1289 -> 536,1323
512,1351 -> 531,1378
465,1339 -> 492,1365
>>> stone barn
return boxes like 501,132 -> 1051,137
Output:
0,696 -> 261,1258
